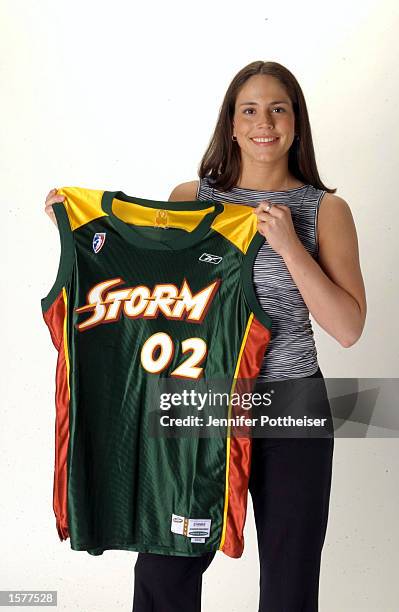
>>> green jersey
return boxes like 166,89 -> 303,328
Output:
41,187 -> 271,558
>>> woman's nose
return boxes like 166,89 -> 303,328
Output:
256,112 -> 274,129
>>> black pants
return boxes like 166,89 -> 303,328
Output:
132,369 -> 334,611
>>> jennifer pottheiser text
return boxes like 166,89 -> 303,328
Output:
159,415 -> 328,428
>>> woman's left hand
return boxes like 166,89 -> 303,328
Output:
253,200 -> 302,258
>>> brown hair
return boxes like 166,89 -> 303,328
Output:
198,60 -> 336,193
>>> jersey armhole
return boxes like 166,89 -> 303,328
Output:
314,190 -> 327,259
195,179 -> 201,199
241,233 -> 272,330
41,203 -> 75,314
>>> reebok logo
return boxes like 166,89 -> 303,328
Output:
199,253 -> 222,265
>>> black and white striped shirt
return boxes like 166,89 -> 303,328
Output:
197,177 -> 325,380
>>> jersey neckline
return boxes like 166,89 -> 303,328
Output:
101,191 -> 223,251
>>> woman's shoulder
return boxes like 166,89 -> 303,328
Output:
319,191 -> 351,213
168,180 -> 199,202
317,192 -> 355,240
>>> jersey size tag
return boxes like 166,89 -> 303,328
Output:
187,518 -> 211,538
171,514 -> 212,540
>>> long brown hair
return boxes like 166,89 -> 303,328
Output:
198,61 -> 336,193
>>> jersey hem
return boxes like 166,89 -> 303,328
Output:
71,541 -> 223,557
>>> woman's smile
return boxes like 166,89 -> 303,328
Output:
251,136 -> 280,146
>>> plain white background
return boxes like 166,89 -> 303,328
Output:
1,0 -> 399,610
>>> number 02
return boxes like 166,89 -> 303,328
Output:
140,332 -> 207,379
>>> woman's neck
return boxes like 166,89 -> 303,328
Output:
236,166 -> 303,191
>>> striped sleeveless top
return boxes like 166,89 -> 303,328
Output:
197,177 -> 326,380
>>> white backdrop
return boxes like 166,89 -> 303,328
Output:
1,0 -> 399,610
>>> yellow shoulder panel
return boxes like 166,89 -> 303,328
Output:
56,187 -> 105,231
211,203 -> 258,253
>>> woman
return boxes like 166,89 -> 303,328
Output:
44,61 -> 366,611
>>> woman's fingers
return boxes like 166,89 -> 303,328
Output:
44,188 -> 64,227
256,212 -> 271,223
254,202 -> 288,216
45,188 -> 64,206
253,200 -> 273,214
45,188 -> 58,205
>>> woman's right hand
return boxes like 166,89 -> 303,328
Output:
45,188 -> 65,227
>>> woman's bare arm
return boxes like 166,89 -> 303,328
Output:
265,193 -> 367,347
168,181 -> 199,202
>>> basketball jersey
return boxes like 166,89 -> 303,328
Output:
41,187 -> 272,558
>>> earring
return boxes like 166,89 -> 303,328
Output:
232,135 -> 237,141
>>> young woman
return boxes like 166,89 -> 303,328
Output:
44,61 -> 366,611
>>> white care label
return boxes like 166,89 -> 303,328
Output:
187,518 -> 211,538
171,514 -> 186,535
171,514 -> 212,541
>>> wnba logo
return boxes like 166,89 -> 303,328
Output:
92,232 -> 106,253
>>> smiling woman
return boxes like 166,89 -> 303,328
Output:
143,60 -> 366,612
42,60 -> 366,612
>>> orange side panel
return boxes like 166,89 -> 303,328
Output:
221,317 -> 271,557
43,292 -> 70,540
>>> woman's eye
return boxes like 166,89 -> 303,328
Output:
243,107 -> 285,115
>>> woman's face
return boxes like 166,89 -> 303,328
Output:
232,74 -> 296,165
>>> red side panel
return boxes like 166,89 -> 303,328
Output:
221,317 -> 271,558
43,291 -> 70,540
